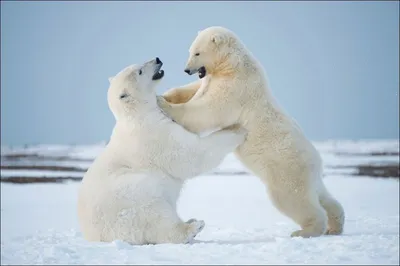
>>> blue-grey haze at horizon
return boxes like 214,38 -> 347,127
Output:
1,1 -> 399,146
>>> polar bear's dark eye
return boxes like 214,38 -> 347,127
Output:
195,53 -> 200,56
120,93 -> 128,99
139,69 -> 142,75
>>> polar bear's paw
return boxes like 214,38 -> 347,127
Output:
157,96 -> 171,110
325,227 -> 343,235
185,218 -> 199,224
290,228 -> 325,238
184,220 -> 205,243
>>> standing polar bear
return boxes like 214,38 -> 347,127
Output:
77,58 -> 246,245
158,26 -> 345,238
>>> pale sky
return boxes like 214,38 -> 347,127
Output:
1,1 -> 399,145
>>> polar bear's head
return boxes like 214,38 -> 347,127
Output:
184,26 -> 242,79
107,58 -> 164,120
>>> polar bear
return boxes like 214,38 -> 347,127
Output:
77,58 -> 246,245
158,27 -> 345,238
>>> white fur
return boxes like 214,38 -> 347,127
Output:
77,58 -> 246,245
158,26 -> 345,238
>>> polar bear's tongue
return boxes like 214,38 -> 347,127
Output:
152,70 -> 164,80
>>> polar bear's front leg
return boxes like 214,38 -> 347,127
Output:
158,97 -> 238,134
163,80 -> 202,104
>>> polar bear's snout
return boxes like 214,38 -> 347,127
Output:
148,57 -> 164,81
184,66 -> 206,79
139,57 -> 164,80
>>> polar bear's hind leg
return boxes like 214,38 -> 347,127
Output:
318,189 -> 345,235
146,217 -> 205,244
269,188 -> 328,238
143,203 -> 205,244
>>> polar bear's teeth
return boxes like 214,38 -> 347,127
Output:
152,70 -> 165,80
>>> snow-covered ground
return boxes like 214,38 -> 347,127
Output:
1,140 -> 399,264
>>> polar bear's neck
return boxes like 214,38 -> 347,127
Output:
110,107 -> 168,138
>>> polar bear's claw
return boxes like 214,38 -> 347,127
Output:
325,227 -> 343,235
184,220 -> 205,243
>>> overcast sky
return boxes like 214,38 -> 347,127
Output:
1,1 -> 399,145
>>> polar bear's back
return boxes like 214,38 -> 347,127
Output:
78,166 -> 183,243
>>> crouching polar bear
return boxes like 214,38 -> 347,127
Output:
77,58 -> 246,245
158,26 -> 345,238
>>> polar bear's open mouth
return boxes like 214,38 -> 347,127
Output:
198,66 -> 206,79
152,65 -> 165,80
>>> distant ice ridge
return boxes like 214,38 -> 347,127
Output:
1,140 -> 399,180
2,139 -> 398,158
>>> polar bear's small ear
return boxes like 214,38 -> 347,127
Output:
108,76 -> 114,83
211,34 -> 225,46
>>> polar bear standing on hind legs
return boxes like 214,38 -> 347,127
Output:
77,58 -> 246,245
158,26 -> 345,238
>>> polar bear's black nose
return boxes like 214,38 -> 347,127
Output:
184,69 -> 191,74
155,57 -> 162,64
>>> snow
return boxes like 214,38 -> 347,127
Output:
315,139 -> 400,154
0,169 -> 84,178
1,177 -> 399,264
1,142 -> 107,161
1,140 -> 399,264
